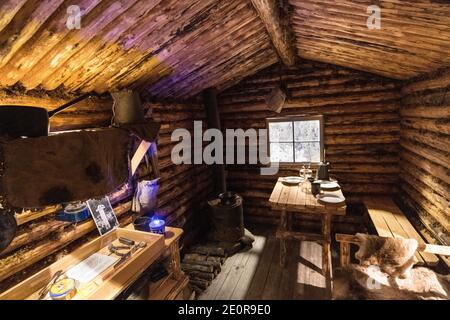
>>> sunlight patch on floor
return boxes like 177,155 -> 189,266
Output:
296,241 -> 326,289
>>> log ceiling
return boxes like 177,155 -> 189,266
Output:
290,0 -> 450,80
0,0 -> 278,99
0,0 -> 449,99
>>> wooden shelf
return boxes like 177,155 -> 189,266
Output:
0,228 -> 165,300
126,225 -> 190,300
0,226 -> 186,300
148,272 -> 190,300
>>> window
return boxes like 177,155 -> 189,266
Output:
267,116 -> 323,164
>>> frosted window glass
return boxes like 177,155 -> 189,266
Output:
270,143 -> 294,162
269,122 -> 293,142
294,120 -> 320,142
268,118 -> 322,163
294,142 -> 321,163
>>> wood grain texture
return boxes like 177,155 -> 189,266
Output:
290,0 -> 450,80
0,97 -> 213,291
250,0 -> 296,66
0,0 -> 277,99
398,67 -> 450,238
218,60 -> 402,224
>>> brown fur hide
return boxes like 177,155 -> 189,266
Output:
333,266 -> 450,300
355,233 -> 418,279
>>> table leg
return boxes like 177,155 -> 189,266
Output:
321,213 -> 333,298
279,208 -> 288,266
169,239 -> 183,280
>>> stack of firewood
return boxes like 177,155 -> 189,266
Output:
181,244 -> 227,294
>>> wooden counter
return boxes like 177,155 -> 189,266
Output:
0,226 -> 188,300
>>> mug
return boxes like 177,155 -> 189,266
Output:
311,182 -> 321,196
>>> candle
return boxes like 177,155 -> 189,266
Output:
149,217 -> 165,234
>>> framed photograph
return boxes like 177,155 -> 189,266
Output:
86,196 -> 119,235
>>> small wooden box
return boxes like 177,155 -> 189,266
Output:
0,228 -> 164,300
265,86 -> 286,113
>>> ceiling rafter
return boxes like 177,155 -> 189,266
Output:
250,0 -> 297,67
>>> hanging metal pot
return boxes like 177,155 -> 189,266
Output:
0,210 -> 17,253
0,93 -> 94,138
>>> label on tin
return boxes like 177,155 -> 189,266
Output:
49,278 -> 76,300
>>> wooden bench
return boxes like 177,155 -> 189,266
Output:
339,197 -> 440,267
336,233 -> 450,268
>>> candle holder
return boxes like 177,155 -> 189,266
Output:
149,216 -> 165,235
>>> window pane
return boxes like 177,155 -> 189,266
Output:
294,120 -> 320,142
294,142 -> 321,163
269,122 -> 293,142
270,143 -> 294,162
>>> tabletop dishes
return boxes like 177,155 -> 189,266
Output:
281,176 -> 304,185
316,193 -> 346,206
314,180 -> 340,191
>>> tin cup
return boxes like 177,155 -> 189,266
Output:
311,182 -> 321,196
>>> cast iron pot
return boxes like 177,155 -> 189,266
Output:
0,93 -> 93,138
0,211 -> 17,253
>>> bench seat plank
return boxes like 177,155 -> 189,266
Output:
364,197 -> 439,266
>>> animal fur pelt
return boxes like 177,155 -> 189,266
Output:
333,265 -> 450,300
355,233 -> 418,279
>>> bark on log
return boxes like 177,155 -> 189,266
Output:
181,263 -> 214,273
250,0 -> 296,66
184,270 -> 216,281
190,245 -> 226,257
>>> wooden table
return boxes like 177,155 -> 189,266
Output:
269,177 -> 346,294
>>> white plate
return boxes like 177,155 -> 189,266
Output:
316,180 -> 340,190
316,194 -> 345,205
281,176 -> 304,185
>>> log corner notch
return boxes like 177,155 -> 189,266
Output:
251,0 -> 297,67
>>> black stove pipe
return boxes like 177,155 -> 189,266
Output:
202,88 -> 226,195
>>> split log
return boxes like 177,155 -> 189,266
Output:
181,263 -> 214,273
207,256 -> 225,264
182,259 -> 222,271
189,245 -> 226,257
184,271 -> 215,281
189,278 -> 210,290
190,284 -> 205,295
183,253 -> 208,262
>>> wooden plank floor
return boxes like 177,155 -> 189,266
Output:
199,234 -> 329,300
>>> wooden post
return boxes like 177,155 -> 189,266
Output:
321,213 -> 332,297
279,208 -> 288,266
340,242 -> 351,268
169,239 -> 183,281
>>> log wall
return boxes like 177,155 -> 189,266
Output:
398,68 -> 450,242
217,61 -> 402,226
0,96 -> 213,291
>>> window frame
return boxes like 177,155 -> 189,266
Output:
265,115 -> 324,166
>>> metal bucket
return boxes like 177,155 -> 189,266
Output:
208,191 -> 244,243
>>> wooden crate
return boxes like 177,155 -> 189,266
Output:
0,228 -> 164,300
